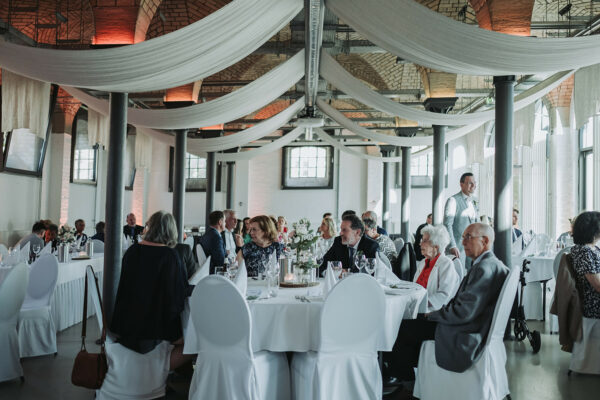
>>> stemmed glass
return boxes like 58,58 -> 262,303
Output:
329,261 -> 342,279
364,258 -> 377,276
32,244 -> 42,262
354,253 -> 366,273
226,259 -> 239,280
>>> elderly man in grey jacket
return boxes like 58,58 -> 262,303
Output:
386,223 -> 509,385
444,172 -> 479,270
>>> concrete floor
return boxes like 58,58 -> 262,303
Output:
1,319 -> 598,399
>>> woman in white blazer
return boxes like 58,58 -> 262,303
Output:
413,224 -> 460,312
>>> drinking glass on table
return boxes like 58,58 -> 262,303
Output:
214,266 -> 225,276
328,261 -> 343,279
364,258 -> 376,276
266,262 -> 280,298
226,260 -> 239,280
32,244 -> 41,260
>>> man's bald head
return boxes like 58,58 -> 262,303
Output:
462,223 -> 494,259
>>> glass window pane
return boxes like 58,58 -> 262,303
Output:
586,153 -> 594,210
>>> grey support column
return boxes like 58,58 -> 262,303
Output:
380,145 -> 395,232
226,161 -> 235,209
173,129 -> 187,243
103,92 -> 128,327
205,151 -> 216,231
424,98 -> 457,225
401,146 -> 412,243
493,76 -> 516,267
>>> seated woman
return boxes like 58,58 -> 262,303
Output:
237,215 -> 283,277
413,224 -> 460,313
570,211 -> 600,321
110,211 -> 191,370
318,216 -> 337,252
363,217 -> 397,265
276,216 -> 289,244
242,217 -> 252,244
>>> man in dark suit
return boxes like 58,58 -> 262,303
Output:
320,214 -> 379,275
512,208 -> 523,247
123,213 -> 144,243
197,210 -> 226,274
386,222 -> 509,383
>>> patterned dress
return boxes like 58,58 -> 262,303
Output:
242,241 -> 284,277
375,234 -> 398,265
571,244 -> 600,319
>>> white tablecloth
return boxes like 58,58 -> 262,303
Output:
182,279 -> 427,354
52,255 -> 104,331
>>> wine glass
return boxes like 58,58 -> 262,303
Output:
328,261 -> 342,279
364,258 -> 376,276
226,260 -> 239,280
32,244 -> 42,261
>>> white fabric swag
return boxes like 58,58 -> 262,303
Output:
1,69 -> 50,139
137,98 -> 305,157
326,0 -> 600,75
215,127 -> 304,162
63,50 -> 305,129
320,51 -> 574,126
314,128 -> 404,163
134,130 -> 153,170
87,110 -> 110,149
0,0 -> 302,92
574,64 -> 600,129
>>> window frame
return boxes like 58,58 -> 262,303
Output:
579,120 -> 594,211
281,145 -> 334,190
167,147 -> 222,192
69,108 -> 98,185
395,144 -> 448,189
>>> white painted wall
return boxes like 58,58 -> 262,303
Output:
0,173 -> 42,246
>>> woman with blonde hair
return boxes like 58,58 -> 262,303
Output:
237,215 -> 284,277
318,216 -> 337,252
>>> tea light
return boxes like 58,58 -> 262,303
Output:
284,273 -> 295,282
79,251 -> 87,257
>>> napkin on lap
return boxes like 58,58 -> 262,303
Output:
235,260 -> 248,296
322,264 -> 338,296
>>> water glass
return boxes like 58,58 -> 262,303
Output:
365,258 -> 376,276
214,266 -> 225,276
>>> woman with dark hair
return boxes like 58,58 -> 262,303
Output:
233,219 -> 245,248
110,211 -> 191,370
237,215 -> 283,277
570,211 -> 600,320
242,217 -> 252,244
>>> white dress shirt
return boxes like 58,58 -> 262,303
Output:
223,229 -> 236,255
413,253 -> 461,312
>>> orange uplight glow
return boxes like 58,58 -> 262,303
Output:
200,124 -> 225,130
164,84 -> 197,102
92,8 -> 137,45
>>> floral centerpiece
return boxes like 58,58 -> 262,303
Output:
58,224 -> 76,244
289,218 -> 319,277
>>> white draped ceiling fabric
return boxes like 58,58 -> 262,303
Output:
326,0 -> 600,75
574,64 -> 600,129
0,0 -> 302,92
87,110 -> 110,149
215,127 -> 305,162
63,50 -> 305,129
1,69 -> 50,139
314,128 -> 403,162
320,51 -> 574,126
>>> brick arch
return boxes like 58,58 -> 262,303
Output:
544,76 -> 574,109
250,100 -> 293,120
328,99 -> 368,120
135,0 -> 162,43
468,0 -> 535,35
335,54 -> 389,91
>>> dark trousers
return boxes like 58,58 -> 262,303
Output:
385,316 -> 437,381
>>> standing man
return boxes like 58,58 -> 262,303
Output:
123,213 -> 144,244
444,172 -> 479,269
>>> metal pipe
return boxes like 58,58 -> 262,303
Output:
102,92 -> 128,327
205,152 -> 216,231
432,125 -> 446,225
493,76 -> 516,267
173,129 -> 187,243
401,146 -> 411,243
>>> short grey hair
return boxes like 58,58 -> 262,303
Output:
362,217 -> 377,230
223,209 -> 236,218
421,224 -> 450,254
363,210 -> 378,221
470,222 -> 495,243
144,211 -> 178,248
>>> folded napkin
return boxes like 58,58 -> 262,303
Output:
20,242 -> 30,263
189,255 -> 211,285
39,242 -> 52,255
376,262 -> 401,285
322,264 -> 338,296
235,260 -> 248,296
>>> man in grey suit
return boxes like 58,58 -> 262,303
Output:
385,223 -> 509,383
444,172 -> 479,269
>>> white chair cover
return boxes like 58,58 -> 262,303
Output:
39,242 -> 53,256
18,254 -> 59,357
196,243 -> 207,267
188,275 -> 290,400
453,257 -> 464,282
394,238 -> 405,254
188,256 -> 211,285
414,265 -> 519,400
0,243 -> 8,258
92,239 -> 105,253
291,274 -> 386,400
234,260 -> 248,296
0,263 -> 29,383
570,317 -> 600,375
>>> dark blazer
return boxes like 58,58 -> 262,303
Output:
123,224 -> 144,243
377,226 -> 388,236
427,251 -> 509,372
197,227 -> 226,274
319,235 -> 379,274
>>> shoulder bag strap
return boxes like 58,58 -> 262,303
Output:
86,265 -> 107,346
80,268 -> 89,350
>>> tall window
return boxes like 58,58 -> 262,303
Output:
71,111 -> 97,183
283,146 -> 333,188
186,153 -> 207,179
397,145 -> 447,188
168,149 -> 216,191
580,117 -> 594,211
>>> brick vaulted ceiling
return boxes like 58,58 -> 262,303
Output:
0,0 -> 597,134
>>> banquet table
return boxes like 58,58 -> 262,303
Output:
182,278 -> 427,354
52,254 -> 104,331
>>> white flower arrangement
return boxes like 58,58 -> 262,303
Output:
289,218 -> 319,271
58,224 -> 76,244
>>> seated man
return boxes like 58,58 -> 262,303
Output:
197,210 -> 226,274
123,213 -> 144,244
91,221 -> 105,242
386,223 -> 509,385
362,210 -> 388,236
320,214 -> 378,275
74,219 -> 88,247
18,221 -> 46,250
45,224 -> 59,251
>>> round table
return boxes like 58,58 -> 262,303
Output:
182,279 -> 427,354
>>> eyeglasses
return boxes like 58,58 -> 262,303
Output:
462,234 -> 484,241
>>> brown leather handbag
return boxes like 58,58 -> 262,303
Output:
71,265 -> 108,389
